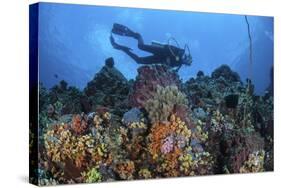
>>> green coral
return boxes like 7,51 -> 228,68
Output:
210,110 -> 235,133
144,85 -> 187,123
82,167 -> 102,183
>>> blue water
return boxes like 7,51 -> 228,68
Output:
38,2 -> 273,95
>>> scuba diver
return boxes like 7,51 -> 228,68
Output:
110,23 -> 192,71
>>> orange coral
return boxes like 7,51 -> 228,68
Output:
156,146 -> 182,177
147,114 -> 192,177
149,121 -> 174,159
71,114 -> 88,135
148,114 -> 191,159
114,160 -> 135,180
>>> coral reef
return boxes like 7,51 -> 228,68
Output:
37,63 -> 273,184
48,80 -> 85,114
42,110 -> 122,183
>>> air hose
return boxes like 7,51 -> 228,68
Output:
167,37 -> 180,60
167,37 -> 191,61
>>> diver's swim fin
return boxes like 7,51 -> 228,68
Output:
112,23 -> 137,37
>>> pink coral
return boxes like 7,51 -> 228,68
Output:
161,135 -> 174,154
129,65 -> 181,108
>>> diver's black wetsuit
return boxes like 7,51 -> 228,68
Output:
110,23 -> 191,70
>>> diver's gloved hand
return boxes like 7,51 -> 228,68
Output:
186,55 -> 192,66
110,34 -> 132,51
181,54 -> 192,66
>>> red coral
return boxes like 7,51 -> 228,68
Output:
222,130 -> 264,173
71,114 -> 88,135
129,65 -> 181,108
173,104 -> 196,129
96,106 -> 110,116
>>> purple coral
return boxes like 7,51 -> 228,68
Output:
129,65 -> 181,108
161,135 -> 174,154
122,108 -> 142,126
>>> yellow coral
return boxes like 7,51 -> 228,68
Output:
144,85 -> 187,123
93,112 -> 112,129
114,160 -> 135,180
44,122 -> 112,169
194,124 -> 208,142
179,153 -> 193,174
44,125 -> 75,163
239,150 -> 265,173
93,114 -> 103,128
210,110 -> 234,133
44,124 -> 96,167
138,168 -> 152,179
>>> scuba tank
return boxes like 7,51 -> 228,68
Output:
151,40 -> 166,48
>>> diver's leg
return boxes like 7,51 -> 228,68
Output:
133,33 -> 161,55
121,49 -> 144,64
111,24 -> 166,57
122,49 -> 161,65
110,34 -> 132,51
112,23 -> 162,54
136,35 -> 166,55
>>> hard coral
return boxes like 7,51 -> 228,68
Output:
221,129 -> 264,173
92,111 -> 111,129
84,61 -> 130,114
210,110 -> 234,133
138,168 -> 152,179
239,150 -> 265,173
144,85 -> 187,124
44,124 -> 95,168
44,121 -> 114,182
122,108 -> 143,126
129,65 -> 181,108
114,160 -> 135,180
81,167 -> 102,183
211,64 -> 240,82
71,114 -> 88,135
161,135 -> 174,154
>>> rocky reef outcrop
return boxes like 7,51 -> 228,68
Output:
84,58 -> 130,115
